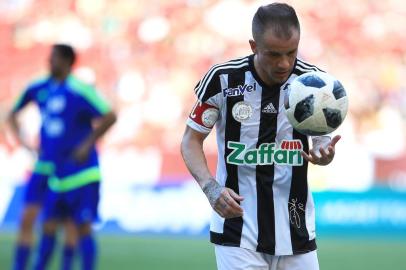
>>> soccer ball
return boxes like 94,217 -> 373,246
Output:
284,71 -> 348,136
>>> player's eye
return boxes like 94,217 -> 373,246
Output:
266,52 -> 281,58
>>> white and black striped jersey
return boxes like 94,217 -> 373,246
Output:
186,54 -> 323,256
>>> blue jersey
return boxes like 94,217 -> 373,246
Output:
44,75 -> 111,193
13,75 -> 111,192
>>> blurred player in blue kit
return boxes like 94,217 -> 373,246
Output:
34,45 -> 116,270
9,44 -> 116,270
10,44 -> 78,270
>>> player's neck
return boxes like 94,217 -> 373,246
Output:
52,71 -> 70,82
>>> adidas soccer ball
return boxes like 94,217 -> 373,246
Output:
284,71 -> 348,136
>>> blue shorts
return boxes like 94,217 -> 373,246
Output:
24,173 -> 49,205
42,182 -> 100,225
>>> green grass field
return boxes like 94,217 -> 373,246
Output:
1,232 -> 405,269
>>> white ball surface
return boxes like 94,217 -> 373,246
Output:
285,71 -> 348,136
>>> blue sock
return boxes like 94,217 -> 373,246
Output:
62,245 -> 75,270
79,235 -> 96,270
34,234 -> 56,270
13,244 -> 30,270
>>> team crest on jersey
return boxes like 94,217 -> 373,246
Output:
46,95 -> 66,113
226,140 -> 303,166
201,108 -> 219,127
232,101 -> 253,122
223,83 -> 257,97
189,101 -> 219,128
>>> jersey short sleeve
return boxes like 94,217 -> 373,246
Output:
12,77 -> 50,113
12,88 -> 34,113
194,65 -> 223,104
187,66 -> 224,134
68,76 -> 111,118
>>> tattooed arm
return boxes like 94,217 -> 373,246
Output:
181,126 -> 244,218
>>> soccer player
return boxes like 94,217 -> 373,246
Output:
28,44 -> 116,270
181,3 -> 341,270
9,45 -> 80,270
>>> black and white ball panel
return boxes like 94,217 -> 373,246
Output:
285,71 -> 348,136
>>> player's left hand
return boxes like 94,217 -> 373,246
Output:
302,135 -> 341,166
72,142 -> 92,163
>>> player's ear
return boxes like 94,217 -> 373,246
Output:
249,39 -> 257,54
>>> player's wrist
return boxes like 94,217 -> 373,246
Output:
198,176 -> 215,189
201,179 -> 223,207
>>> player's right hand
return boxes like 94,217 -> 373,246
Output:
202,180 -> 244,219
215,188 -> 244,219
302,135 -> 341,165
71,140 -> 93,163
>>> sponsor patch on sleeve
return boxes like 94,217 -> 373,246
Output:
189,101 -> 219,129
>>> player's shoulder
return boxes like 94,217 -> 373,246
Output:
67,75 -> 93,90
293,58 -> 324,76
195,55 -> 250,101
26,76 -> 51,91
66,75 -> 110,111
66,75 -> 96,96
208,55 -> 250,76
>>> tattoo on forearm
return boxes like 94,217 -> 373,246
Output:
202,180 -> 223,207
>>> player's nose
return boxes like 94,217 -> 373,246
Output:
277,55 -> 290,70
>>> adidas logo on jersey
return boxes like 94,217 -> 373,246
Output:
262,102 -> 277,113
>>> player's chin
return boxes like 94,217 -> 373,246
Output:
272,72 -> 290,83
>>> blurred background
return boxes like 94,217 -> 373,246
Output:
0,0 -> 405,269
